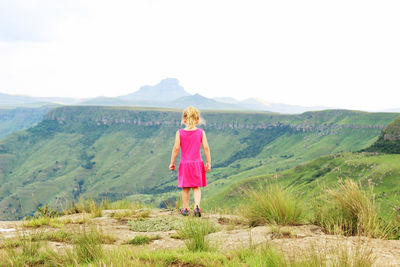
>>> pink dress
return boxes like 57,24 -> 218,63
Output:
178,128 -> 207,188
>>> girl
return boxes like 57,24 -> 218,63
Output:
169,106 -> 211,217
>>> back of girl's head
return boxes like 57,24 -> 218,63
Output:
182,106 -> 203,128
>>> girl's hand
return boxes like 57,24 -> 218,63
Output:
169,163 -> 175,171
205,162 -> 211,172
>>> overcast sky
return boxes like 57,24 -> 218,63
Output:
0,0 -> 399,110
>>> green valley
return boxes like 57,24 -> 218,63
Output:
205,152 -> 400,217
0,106 -> 53,138
0,106 -> 398,220
205,116 -> 400,217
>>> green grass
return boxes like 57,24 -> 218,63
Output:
22,216 -> 64,228
240,183 -> 305,226
177,218 -> 219,252
72,226 -> 104,263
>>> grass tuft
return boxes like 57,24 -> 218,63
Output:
240,183 -> 305,226
62,197 -> 103,217
72,226 -> 104,263
177,218 -> 219,252
314,179 -> 395,238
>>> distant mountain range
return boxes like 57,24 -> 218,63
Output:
0,78 -> 385,114
119,78 -> 190,102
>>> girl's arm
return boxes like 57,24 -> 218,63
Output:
201,130 -> 211,172
169,131 -> 180,170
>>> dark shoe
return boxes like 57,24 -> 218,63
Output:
193,205 -> 202,217
180,208 -> 189,216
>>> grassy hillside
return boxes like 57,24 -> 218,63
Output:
0,106 -> 398,220
365,116 -> 400,153
205,152 -> 400,217
0,106 -> 54,138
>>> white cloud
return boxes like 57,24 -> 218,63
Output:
0,0 -> 399,110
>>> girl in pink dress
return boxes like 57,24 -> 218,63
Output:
169,106 -> 211,217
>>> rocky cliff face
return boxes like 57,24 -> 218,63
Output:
383,117 -> 400,141
366,116 -> 400,153
44,106 -> 391,134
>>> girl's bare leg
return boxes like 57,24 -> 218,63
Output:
193,187 -> 201,208
182,188 -> 190,210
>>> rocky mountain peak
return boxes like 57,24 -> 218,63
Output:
120,78 -> 190,102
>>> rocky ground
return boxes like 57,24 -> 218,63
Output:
1,209 -> 400,266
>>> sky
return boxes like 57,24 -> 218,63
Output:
0,0 -> 399,111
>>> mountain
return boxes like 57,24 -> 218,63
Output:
1,79 -> 335,113
238,98 -> 330,114
382,108 -> 400,112
213,97 -> 240,104
79,94 -> 243,110
0,93 -> 79,107
365,116 -> 400,153
0,106 -> 397,220
32,97 -> 80,105
0,106 -> 55,138
169,94 -> 242,110
119,78 -> 190,102
0,93 -> 39,106
214,97 -> 331,114
78,97 -> 135,106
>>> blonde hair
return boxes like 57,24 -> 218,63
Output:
182,106 -> 203,129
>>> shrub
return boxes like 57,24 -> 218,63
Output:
240,183 -> 305,226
